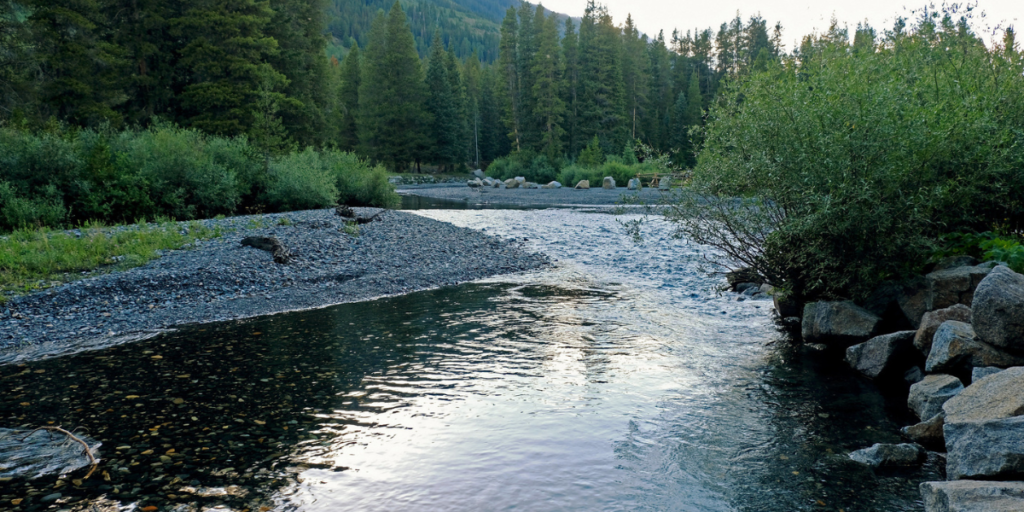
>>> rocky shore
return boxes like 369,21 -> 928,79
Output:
749,258 -> 1024,511
398,182 -> 669,207
0,208 -> 549,363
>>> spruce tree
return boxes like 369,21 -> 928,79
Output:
478,67 -> 507,161
338,45 -> 360,151
424,31 -> 458,168
446,47 -> 471,167
577,1 -> 624,153
495,6 -> 521,150
463,51 -> 483,167
621,14 -> 648,140
357,1 -> 430,171
531,11 -> 564,162
561,18 -> 580,156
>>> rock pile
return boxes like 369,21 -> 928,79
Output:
786,262 -> 1024,511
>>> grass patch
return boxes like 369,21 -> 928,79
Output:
0,220 -> 224,301
341,221 -> 359,237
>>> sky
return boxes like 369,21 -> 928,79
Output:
538,0 -> 1022,49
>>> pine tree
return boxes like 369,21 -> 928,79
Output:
424,31 -> 458,168
106,0 -> 174,124
478,66 -> 507,161
445,47 -> 471,167
621,14 -> 648,140
463,51 -> 483,167
644,31 -> 672,150
530,11 -> 564,162
577,1 -> 624,153
337,45 -> 360,151
495,6 -> 521,150
357,1 -> 430,171
578,135 -> 604,167
561,18 -> 581,156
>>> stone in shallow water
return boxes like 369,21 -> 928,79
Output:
849,443 -> 926,467
908,374 -> 964,421
921,480 -> 1024,512
845,330 -> 917,380
902,413 -> 945,449
802,301 -> 882,346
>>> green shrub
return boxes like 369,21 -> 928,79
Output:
324,150 -> 399,208
264,148 -> 338,211
577,136 -> 605,168
0,182 -> 67,230
485,151 -> 558,183
666,20 -> 1024,301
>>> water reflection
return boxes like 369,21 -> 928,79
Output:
0,210 -> 939,511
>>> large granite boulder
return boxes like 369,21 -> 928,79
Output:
943,366 -> 1024,423
627,178 -> 641,190
927,264 -> 993,311
925,321 -> 1024,373
514,176 -> 526,184
504,178 -> 520,189
902,413 -> 945,449
541,181 -> 562,189
467,178 -> 483,188
921,480 -> 1024,512
972,367 -> 1004,383
971,265 -> 1024,353
472,169 -> 486,178
602,176 -> 616,189
909,374 -> 964,421
574,180 -> 590,190
845,331 -> 917,380
801,301 -> 882,345
915,304 -> 972,355
849,443 -> 926,468
945,415 -> 1024,480
658,176 -> 671,189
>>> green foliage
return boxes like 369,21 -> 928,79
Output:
668,16 -> 1024,301
934,232 -> 1024,274
324,150 -> 400,207
577,135 -> 605,168
485,151 -> 557,183
264,147 -> 339,211
981,239 -> 1024,274
0,181 -> 66,230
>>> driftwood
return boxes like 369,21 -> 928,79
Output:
334,206 -> 387,224
240,236 -> 291,264
17,426 -> 100,478
354,210 -> 386,224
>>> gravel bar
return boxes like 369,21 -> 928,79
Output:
0,208 -> 549,363
399,183 -> 671,207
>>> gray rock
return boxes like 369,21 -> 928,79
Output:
524,182 -> 540,189
467,178 -> 483,188
932,256 -> 980,273
514,176 -> 526,184
921,480 -> 1024,512
845,331 -> 917,379
945,415 -> 1024,480
492,178 -> 502,188
905,366 -> 925,384
801,301 -> 882,346
602,176 -> 616,189
972,367 -> 1004,383
943,367 -> 1024,423
916,304 -> 972,355
574,180 -> 590,190
627,178 -> 642,190
926,321 -> 1024,373
541,181 -> 562,189
849,443 -> 926,467
726,268 -> 760,290
909,374 -> 964,420
472,169 -> 486,178
504,178 -> 519,189
899,277 -> 931,329
658,176 -> 671,189
971,265 -> 1024,353
735,282 -> 759,294
902,413 -> 945,448
927,265 -> 994,311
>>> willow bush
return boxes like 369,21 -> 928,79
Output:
668,18 -> 1024,301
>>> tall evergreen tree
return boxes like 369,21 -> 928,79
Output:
495,6 -> 522,150
337,45 -> 360,151
478,66 -> 507,161
577,1 -> 624,152
107,0 -> 174,124
621,14 -> 648,140
445,47 -> 471,166
424,31 -> 459,168
357,1 -> 430,171
561,18 -> 581,156
463,51 -> 483,167
531,11 -> 564,161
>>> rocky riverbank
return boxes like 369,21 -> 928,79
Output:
398,182 -> 669,207
754,258 -> 1024,511
0,208 -> 550,364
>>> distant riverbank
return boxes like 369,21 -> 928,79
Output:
398,183 -> 670,207
0,208 -> 548,364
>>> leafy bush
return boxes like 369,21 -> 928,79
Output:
0,182 -> 67,230
324,150 -> 400,207
665,18 -> 1024,301
578,136 -> 605,168
264,148 -> 338,211
485,150 -> 558,183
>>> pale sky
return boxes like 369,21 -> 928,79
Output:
540,0 -> 1022,49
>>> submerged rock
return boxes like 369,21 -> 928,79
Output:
945,415 -> 1024,480
801,301 -> 882,346
845,331 -> 917,380
909,374 -> 964,421
921,480 -> 1024,512
849,443 -> 926,468
925,321 -> 1024,373
915,304 -> 972,355
971,265 -> 1024,353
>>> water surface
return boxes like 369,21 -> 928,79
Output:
0,209 -> 937,511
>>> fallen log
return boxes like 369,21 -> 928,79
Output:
240,236 -> 291,264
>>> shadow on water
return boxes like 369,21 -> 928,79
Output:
0,209 -> 940,511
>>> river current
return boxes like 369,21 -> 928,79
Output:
0,206 -> 939,511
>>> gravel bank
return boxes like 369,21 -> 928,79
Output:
399,183 -> 671,207
0,208 -> 549,362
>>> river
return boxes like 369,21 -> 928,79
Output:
0,205 -> 939,511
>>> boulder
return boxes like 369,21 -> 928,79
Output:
909,374 -> 964,421
801,301 -> 882,346
541,181 -> 562,189
240,236 -> 291,264
925,321 -> 1024,373
726,268 -> 760,290
504,178 -> 520,189
472,169 -> 486,178
735,282 -> 759,294
514,176 -> 526,184
905,366 -> 925,384
574,180 -> 590,190
972,367 -> 1004,383
945,415 -> 1024,480
921,480 -> 1024,512
627,178 -> 642,190
971,265 -> 1024,353
845,331 -> 918,380
899,277 -> 932,329
524,182 -> 540,189
602,176 -> 616,189
849,443 -> 926,468
902,413 -> 946,449
492,179 -> 502,188
927,264 -> 994,311
863,281 -> 915,333
915,304 -> 972,355
773,294 -> 802,318
943,367 -> 1024,423
658,176 -> 671,189
467,178 -> 483,188
931,255 -> 980,273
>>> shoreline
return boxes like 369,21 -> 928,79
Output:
0,207 -> 550,364
397,182 -> 671,207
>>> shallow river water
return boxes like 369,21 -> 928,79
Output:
0,207 -> 940,511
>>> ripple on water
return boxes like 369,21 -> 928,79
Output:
0,209 -> 936,511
